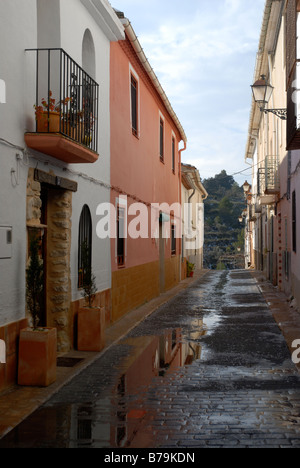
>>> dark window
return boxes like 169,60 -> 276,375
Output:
78,205 -> 92,288
172,137 -> 175,173
292,190 -> 297,253
286,0 -> 298,150
117,206 -> 125,266
171,224 -> 176,255
160,118 -> 164,161
287,151 -> 292,200
131,76 -> 138,136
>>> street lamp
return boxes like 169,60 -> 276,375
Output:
251,75 -> 287,120
242,181 -> 251,195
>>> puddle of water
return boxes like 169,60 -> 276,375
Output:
0,300 -> 224,448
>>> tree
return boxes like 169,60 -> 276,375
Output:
202,170 -> 245,270
218,196 -> 234,224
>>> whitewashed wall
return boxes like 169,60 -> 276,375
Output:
0,0 -> 37,325
0,0 -> 124,325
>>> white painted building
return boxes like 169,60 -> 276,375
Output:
0,0 -> 124,389
244,0 -> 300,309
181,164 -> 208,274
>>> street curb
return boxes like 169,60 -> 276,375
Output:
251,271 -> 300,374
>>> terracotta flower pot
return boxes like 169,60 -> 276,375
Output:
77,307 -> 105,352
18,327 -> 57,387
37,111 -> 60,133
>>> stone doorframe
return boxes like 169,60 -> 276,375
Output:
26,168 -> 77,352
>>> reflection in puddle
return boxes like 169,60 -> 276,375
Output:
112,325 -> 207,448
0,312 -> 218,448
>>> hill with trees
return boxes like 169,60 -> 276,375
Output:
202,170 -> 245,270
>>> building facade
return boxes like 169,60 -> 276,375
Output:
109,12 -> 187,323
181,164 -> 208,276
244,0 -> 300,308
0,0 -> 124,391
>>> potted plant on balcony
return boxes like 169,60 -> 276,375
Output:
34,91 -> 71,133
77,240 -> 105,352
18,234 -> 57,387
63,106 -> 95,147
187,261 -> 195,278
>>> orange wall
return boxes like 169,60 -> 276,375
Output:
110,38 -> 182,272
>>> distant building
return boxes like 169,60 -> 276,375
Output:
181,164 -> 208,276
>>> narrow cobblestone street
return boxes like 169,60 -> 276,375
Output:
1,270 -> 300,448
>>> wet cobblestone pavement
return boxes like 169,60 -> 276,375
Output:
1,270 -> 300,448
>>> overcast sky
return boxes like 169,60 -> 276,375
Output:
112,0 -> 266,186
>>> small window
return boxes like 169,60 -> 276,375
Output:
171,224 -> 176,255
292,190 -> 297,253
131,75 -> 138,136
117,206 -> 125,266
78,205 -> 92,288
160,118 -> 164,161
172,137 -> 176,173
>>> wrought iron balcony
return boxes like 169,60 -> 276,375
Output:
264,156 -> 280,195
257,156 -> 279,203
24,48 -> 99,164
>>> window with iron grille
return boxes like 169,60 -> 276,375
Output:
117,206 -> 125,267
160,118 -> 164,161
78,205 -> 92,288
292,190 -> 297,253
171,224 -> 176,255
131,75 -> 138,136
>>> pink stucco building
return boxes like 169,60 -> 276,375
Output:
110,11 -> 187,322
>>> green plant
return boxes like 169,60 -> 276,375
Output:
80,240 -> 96,308
26,235 -> 44,330
187,261 -> 195,277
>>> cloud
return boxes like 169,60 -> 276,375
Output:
116,0 -> 265,183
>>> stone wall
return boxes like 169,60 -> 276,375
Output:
26,168 -> 73,352
46,189 -> 72,352
26,168 -> 42,227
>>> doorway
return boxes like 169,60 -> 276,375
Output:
159,216 -> 165,293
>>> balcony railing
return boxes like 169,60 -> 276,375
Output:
257,156 -> 279,197
264,156 -> 279,195
25,48 -> 99,163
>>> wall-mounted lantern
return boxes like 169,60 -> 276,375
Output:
251,75 -> 287,120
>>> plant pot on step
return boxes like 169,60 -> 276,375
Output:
77,306 -> 105,352
18,327 -> 57,387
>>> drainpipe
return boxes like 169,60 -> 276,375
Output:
183,172 -> 196,240
179,142 -> 187,281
